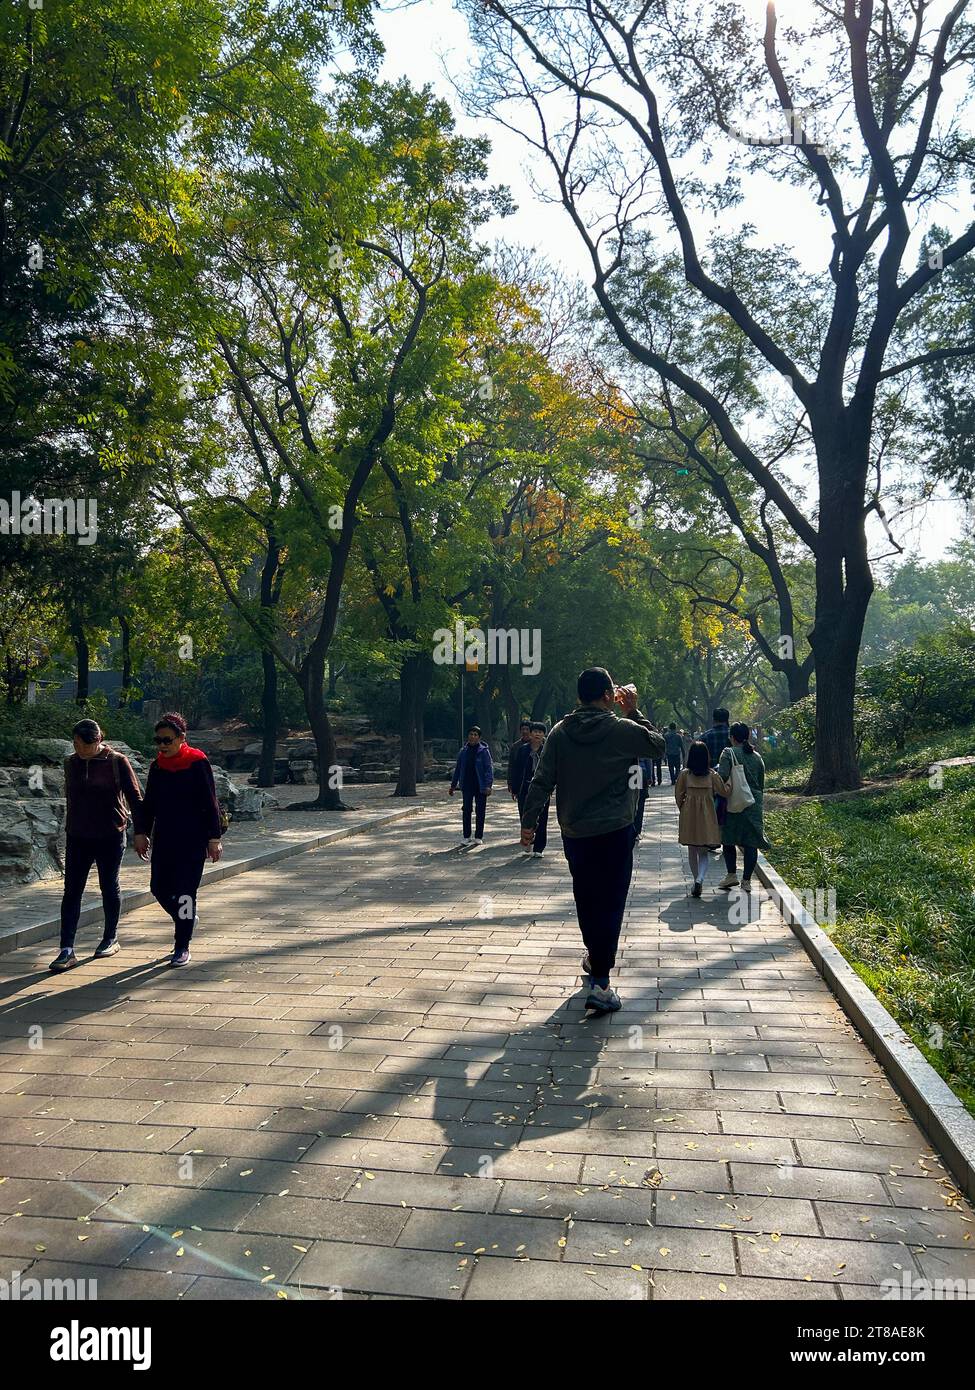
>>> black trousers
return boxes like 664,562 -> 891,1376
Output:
724,844 -> 758,879
59,832 -> 125,950
561,823 -> 635,980
150,850 -> 206,950
531,799 -> 550,853
632,788 -> 649,836
667,755 -> 682,784
650,758 -> 663,786
462,790 -> 487,840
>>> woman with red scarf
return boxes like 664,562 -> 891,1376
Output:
134,712 -> 223,967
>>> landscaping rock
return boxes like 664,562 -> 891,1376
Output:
31,738 -> 74,765
0,766 -> 65,798
0,797 -> 65,883
229,786 -> 278,821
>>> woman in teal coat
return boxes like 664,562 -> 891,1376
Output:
716,722 -> 770,892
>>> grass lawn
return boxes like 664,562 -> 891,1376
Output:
764,725 -> 975,791
765,763 -> 975,1114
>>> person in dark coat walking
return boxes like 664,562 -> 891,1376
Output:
520,669 -> 664,1015
50,719 -> 145,973
513,722 -> 550,856
506,721 -> 531,802
134,712 -> 223,967
663,723 -> 684,784
449,726 -> 494,845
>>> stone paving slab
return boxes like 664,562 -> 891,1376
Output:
0,787 -> 972,1300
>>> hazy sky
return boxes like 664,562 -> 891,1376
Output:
373,0 -> 969,571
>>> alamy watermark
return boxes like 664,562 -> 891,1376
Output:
0,492 -> 97,546
2,1269 -> 97,1301
432,621 -> 541,676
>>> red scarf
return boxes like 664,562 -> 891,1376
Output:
155,744 -> 207,772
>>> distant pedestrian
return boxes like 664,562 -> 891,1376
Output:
696,707 -> 732,768
506,720 -> 531,804
449,725 -> 494,846
717,723 -> 770,893
50,719 -> 145,973
513,722 -> 550,856
664,722 -> 684,784
135,713 -> 223,968
675,742 -> 730,898
520,668 -> 664,1015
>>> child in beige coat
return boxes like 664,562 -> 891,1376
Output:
675,741 -> 731,897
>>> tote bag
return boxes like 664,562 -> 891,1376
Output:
726,747 -> 756,814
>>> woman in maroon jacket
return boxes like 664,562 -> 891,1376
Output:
134,712 -> 223,968
50,719 -> 145,973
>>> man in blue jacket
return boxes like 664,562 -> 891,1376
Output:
449,726 -> 494,845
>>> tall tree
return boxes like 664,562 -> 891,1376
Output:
467,0 -> 975,789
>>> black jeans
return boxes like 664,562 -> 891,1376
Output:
531,799 -> 550,853
150,850 -> 206,950
724,844 -> 758,879
633,788 -> 649,836
650,758 -> 663,786
462,790 -> 487,840
59,832 -> 125,950
667,755 -> 682,784
561,823 -> 635,981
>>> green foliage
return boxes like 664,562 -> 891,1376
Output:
779,626 -> 975,759
858,627 -> 975,749
767,767 -> 975,1113
0,696 -> 155,765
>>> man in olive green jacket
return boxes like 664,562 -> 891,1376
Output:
520,667 -> 664,1014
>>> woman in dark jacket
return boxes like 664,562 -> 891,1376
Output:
50,719 -> 145,973
134,712 -> 223,967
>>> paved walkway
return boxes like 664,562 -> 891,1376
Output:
0,788 -> 972,1300
0,783 -> 438,952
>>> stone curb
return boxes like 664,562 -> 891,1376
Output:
757,851 -> 975,1202
0,805 -> 424,958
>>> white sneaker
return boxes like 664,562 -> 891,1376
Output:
460,837 -> 474,847
473,837 -> 483,846
532,850 -> 543,857
718,872 -> 739,890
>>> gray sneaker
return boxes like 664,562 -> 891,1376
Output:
94,937 -> 120,958
585,983 -> 622,1015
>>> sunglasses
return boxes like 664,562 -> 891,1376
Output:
153,735 -> 176,745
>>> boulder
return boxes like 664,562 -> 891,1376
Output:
210,768 -> 241,804
187,728 -> 225,753
229,786 -> 278,821
286,739 -> 318,759
0,797 -> 65,883
31,738 -> 74,765
0,765 -> 64,798
108,741 -> 149,773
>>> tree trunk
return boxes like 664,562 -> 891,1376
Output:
499,666 -> 520,743
291,654 -> 345,810
72,623 -> 89,705
394,654 -> 420,797
413,653 -> 432,784
785,661 -> 812,705
258,649 -> 278,788
117,612 -> 132,707
806,463 -> 873,792
530,680 -> 552,723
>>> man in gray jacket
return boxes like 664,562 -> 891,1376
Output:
520,667 -> 664,1014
